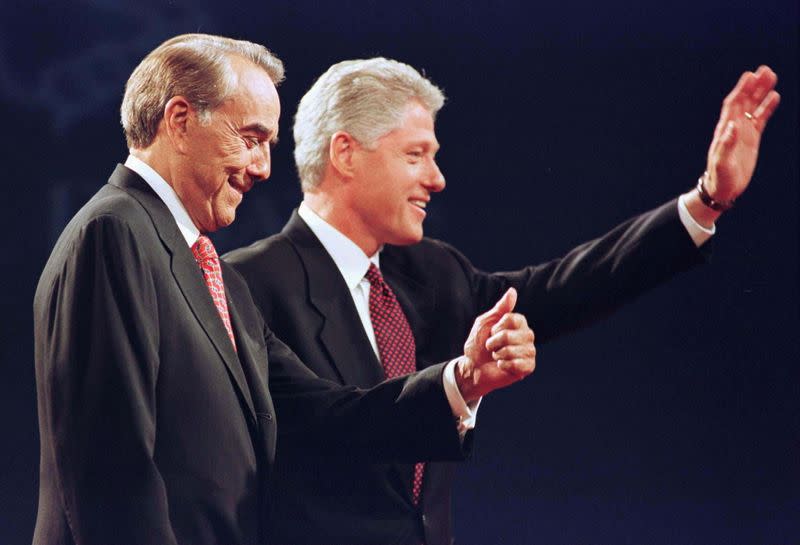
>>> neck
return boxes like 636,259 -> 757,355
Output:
303,191 -> 380,256
130,145 -> 175,189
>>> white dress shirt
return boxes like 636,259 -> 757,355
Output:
678,193 -> 716,246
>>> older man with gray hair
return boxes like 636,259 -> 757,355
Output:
34,37 -> 538,545
225,57 -> 779,545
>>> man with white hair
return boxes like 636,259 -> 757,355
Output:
225,58 -> 779,545
33,37 -> 538,545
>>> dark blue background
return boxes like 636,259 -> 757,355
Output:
1,1 -> 797,543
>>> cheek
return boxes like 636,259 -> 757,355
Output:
217,136 -> 250,169
210,190 -> 240,224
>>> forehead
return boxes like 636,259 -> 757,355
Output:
221,58 -> 281,131
379,101 -> 437,146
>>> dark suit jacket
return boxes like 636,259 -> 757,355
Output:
224,199 -> 706,545
32,165 -> 467,545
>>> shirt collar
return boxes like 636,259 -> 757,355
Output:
298,202 -> 380,290
124,154 -> 200,247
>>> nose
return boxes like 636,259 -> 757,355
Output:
246,143 -> 271,181
424,159 -> 446,193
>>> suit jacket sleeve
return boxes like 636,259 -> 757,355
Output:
261,324 -> 469,463
34,214 -> 178,545
439,198 -> 707,343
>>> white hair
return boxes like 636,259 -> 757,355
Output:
121,33 -> 284,149
293,57 -> 445,191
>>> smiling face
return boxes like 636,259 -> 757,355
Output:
345,101 -> 445,255
174,57 -> 280,232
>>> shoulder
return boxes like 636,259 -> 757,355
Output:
223,232 -> 306,296
79,183 -> 154,226
224,232 -> 301,276
55,184 -> 159,258
382,237 -> 476,277
46,185 -> 155,265
224,231 -> 296,266
34,185 -> 160,310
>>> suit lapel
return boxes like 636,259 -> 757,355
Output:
224,282 -> 266,415
109,164 -> 257,423
283,212 -> 386,387
381,245 -> 436,368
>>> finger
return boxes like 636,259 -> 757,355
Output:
483,288 -> 518,321
733,69 -> 773,113
738,72 -> 760,109
726,67 -> 777,122
752,65 -> 778,92
719,70 -> 766,133
496,358 -> 536,377
711,114 -> 730,146
750,66 -> 777,104
752,90 -> 781,132
486,327 -> 534,352
728,70 -> 753,101
490,312 -> 528,335
492,343 -> 536,362
713,80 -> 744,144
711,67 -> 777,158
720,71 -> 753,115
718,120 -> 737,154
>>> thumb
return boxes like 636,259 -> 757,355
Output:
489,287 -> 517,317
720,120 -> 737,151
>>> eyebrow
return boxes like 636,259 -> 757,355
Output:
408,140 -> 440,153
241,122 -> 279,144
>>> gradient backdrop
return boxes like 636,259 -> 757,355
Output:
1,1 -> 797,543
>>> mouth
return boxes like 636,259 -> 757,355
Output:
409,199 -> 428,211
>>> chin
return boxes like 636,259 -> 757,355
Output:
393,230 -> 424,246
207,215 -> 235,232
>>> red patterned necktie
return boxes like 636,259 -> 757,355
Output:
192,235 -> 237,352
365,263 -> 425,505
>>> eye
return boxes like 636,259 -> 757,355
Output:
244,136 -> 260,149
407,150 -> 423,161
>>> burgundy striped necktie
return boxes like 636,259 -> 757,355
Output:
192,235 -> 237,352
365,263 -> 425,505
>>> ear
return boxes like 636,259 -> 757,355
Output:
162,96 -> 193,153
328,131 -> 359,180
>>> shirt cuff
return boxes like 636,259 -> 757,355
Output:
678,194 -> 716,247
443,359 -> 482,435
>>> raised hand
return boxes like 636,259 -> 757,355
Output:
705,65 -> 780,203
456,288 -> 536,402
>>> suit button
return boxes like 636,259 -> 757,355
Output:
265,413 -> 273,420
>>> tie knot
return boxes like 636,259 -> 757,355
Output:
364,263 -> 384,286
192,235 -> 218,263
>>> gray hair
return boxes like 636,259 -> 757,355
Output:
121,33 -> 285,149
293,57 -> 445,191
